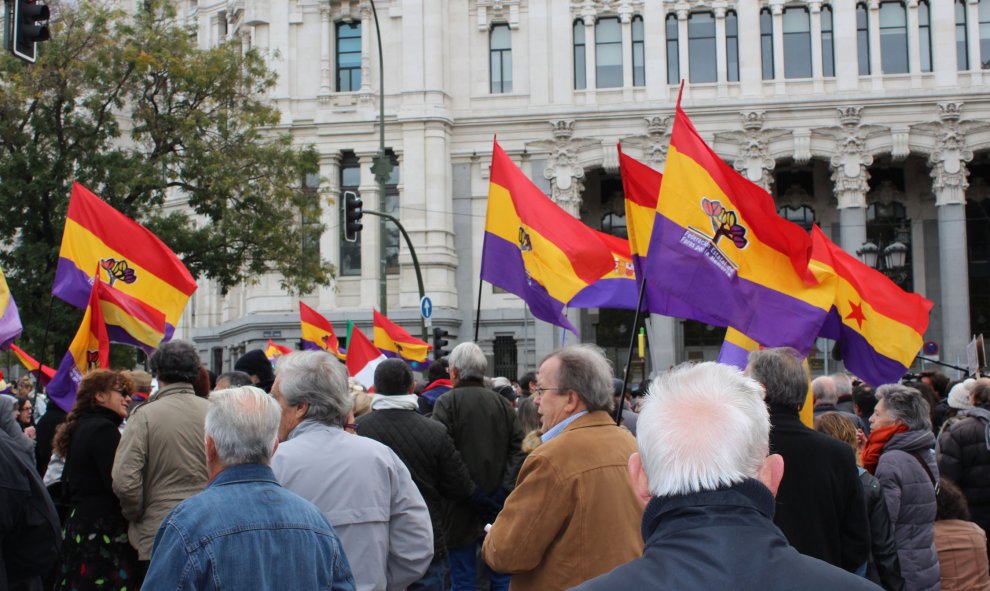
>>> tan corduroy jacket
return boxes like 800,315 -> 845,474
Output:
111,382 -> 210,560
482,411 -> 643,591
935,519 -> 990,591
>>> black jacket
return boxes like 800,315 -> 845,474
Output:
432,380 -> 526,547
572,479 -> 881,591
357,407 -> 476,559
62,406 -> 126,522
769,405 -> 870,571
860,469 -> 904,590
938,411 -> 990,535
34,404 -> 67,477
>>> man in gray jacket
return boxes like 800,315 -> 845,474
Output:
271,350 -> 433,591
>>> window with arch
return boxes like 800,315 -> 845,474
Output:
866,200 -> 912,289
726,10 -> 739,82
919,0 -> 932,73
666,13 -> 680,84
778,205 -> 816,231
601,212 -> 628,239
760,8 -> 774,80
879,1 -> 908,74
822,4 -> 835,77
688,11 -> 717,83
336,22 -> 362,92
783,6 -> 812,78
596,17 -> 623,88
574,19 -> 587,90
490,24 -> 513,93
981,0 -> 990,68
958,0 -> 969,70
632,15 -> 645,86
857,3 -> 871,75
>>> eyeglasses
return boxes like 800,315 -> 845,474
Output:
532,386 -> 565,397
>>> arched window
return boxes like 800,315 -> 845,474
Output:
726,10 -> 739,82
778,205 -> 816,231
688,11 -> 717,83
919,0 -> 931,73
980,0 -> 990,69
336,22 -> 362,92
822,5 -> 835,77
857,3 -> 871,75
866,201 -> 912,289
879,1 -> 908,74
666,13 -> 680,84
601,212 -> 627,239
574,19 -> 587,90
632,16 -> 645,86
760,8 -> 774,80
596,17 -> 623,88
490,24 -> 512,93
783,7 -> 812,78
958,0 -> 970,70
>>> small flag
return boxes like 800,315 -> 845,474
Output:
9,344 -> 56,386
265,339 -> 294,362
47,281 -> 111,411
0,266 -> 22,349
346,322 -> 387,390
299,301 -> 345,359
373,310 -> 430,371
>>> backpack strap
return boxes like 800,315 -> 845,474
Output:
909,450 -> 939,493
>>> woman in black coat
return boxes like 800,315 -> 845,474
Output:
938,379 -> 990,543
53,370 -> 139,591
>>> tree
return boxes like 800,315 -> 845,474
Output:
0,0 -> 333,364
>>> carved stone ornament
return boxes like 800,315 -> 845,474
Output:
621,115 -> 672,170
814,106 -> 884,209
571,0 -> 645,21
715,111 -> 789,191
478,0 -> 522,29
527,120 -> 600,215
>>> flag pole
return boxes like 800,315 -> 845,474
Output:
615,275 -> 649,425
474,274 -> 483,343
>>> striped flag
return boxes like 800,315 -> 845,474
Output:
299,301 -> 345,359
0,266 -> 22,349
373,310 -> 430,371
346,322 -> 386,390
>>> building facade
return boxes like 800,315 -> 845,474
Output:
180,0 -> 990,382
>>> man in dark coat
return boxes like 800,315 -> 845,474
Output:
358,359 -> 483,591
573,362 -> 879,591
747,348 -> 870,573
432,342 -> 525,591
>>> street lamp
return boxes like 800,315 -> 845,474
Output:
857,224 -> 911,287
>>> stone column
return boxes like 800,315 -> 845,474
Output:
357,151 -> 382,306
677,8 -> 690,86
906,0 -> 921,85
359,5 -> 372,95
771,2 -> 785,93
585,17 -> 597,90
810,1 -> 824,89
868,0 -> 883,89
714,2 -> 728,89
319,153 -> 342,310
828,107 -> 874,255
620,10 -> 633,88
930,0 -> 958,87
320,6 -> 332,96
541,120 -> 589,217
967,0 -> 982,84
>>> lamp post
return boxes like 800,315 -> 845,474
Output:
856,224 -> 911,287
368,0 -> 391,316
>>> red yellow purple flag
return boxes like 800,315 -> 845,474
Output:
53,182 -> 198,339
643,103 -> 832,355
810,225 -> 933,386
346,322 -> 386,389
0,265 -> 22,349
373,310 -> 430,371
47,281 -> 110,411
568,230 -> 638,310
299,301 -> 345,359
265,339 -> 294,362
481,140 -> 614,334
9,343 -> 56,386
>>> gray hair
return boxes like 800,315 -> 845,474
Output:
830,372 -> 853,398
275,351 -> 352,426
876,384 -> 932,431
149,340 -> 202,385
638,362 -> 770,496
215,371 -> 253,389
812,376 -> 837,406
541,344 -> 614,412
206,386 -> 281,466
746,348 -> 808,410
449,342 -> 487,382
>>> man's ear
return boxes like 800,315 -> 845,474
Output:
205,435 -> 218,466
627,453 -> 651,507
757,454 -> 785,497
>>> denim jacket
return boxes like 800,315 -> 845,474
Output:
143,463 -> 355,591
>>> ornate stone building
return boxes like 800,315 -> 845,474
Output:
180,0 -> 990,381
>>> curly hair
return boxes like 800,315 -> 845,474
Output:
936,478 -> 971,521
53,370 -> 134,456
814,411 -> 858,458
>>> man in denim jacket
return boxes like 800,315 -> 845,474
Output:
143,386 -> 355,590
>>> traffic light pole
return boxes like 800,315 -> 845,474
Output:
363,210 -> 428,341
368,0 -> 392,318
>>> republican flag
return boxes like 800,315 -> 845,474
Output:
481,140 -> 615,334
810,226 -> 933,386
300,301 -> 345,359
265,339 -> 294,361
568,230 -> 638,310
373,310 -> 430,371
47,282 -> 110,412
346,322 -> 386,389
53,182 -> 198,339
99,280 -> 168,354
9,344 -> 56,386
643,102 -> 832,355
0,266 -> 22,349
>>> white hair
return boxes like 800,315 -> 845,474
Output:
205,386 -> 281,466
275,351 -> 352,426
812,376 -> 837,405
637,362 -> 770,497
449,342 -> 487,381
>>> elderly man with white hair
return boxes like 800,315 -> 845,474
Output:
143,386 -> 356,590
270,351 -> 433,591
573,362 -> 880,591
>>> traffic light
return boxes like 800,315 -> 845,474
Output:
8,0 -> 50,63
343,190 -> 363,242
432,327 -> 450,360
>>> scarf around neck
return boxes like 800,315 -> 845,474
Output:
861,423 -> 908,474
371,394 -> 419,411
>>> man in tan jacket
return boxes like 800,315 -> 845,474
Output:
112,340 -> 210,578
481,344 -> 643,591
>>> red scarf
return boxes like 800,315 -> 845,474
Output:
861,424 -> 908,474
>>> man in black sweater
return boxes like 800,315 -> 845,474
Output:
747,347 -> 870,573
357,359 -> 482,591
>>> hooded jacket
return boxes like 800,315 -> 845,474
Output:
938,408 -> 990,537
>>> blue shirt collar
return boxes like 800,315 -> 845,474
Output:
208,463 -> 280,488
541,410 -> 589,443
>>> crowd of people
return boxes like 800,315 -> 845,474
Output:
0,339 -> 988,590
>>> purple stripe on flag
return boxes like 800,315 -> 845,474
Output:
0,298 -> 22,349
717,340 -> 752,370
106,325 -> 156,355
569,278 -> 639,310
645,215 -> 827,355
481,232 -> 577,334
630,254 -> 724,324
380,350 -> 430,372
302,340 -> 324,351
821,308 -> 910,387
46,352 -> 82,412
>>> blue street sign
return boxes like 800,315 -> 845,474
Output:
420,296 -> 433,319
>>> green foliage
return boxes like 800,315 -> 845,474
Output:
0,0 -> 334,365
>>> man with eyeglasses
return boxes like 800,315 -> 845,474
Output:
481,344 -> 643,591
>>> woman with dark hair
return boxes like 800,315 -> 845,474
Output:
54,369 -> 139,590
14,397 -> 35,432
934,478 -> 990,590
938,378 -> 990,550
